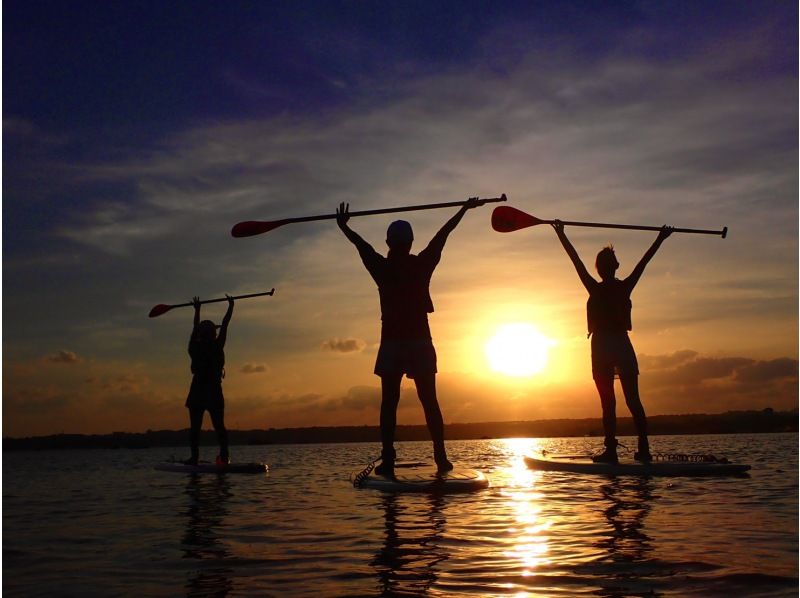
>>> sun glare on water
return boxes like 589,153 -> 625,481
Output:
485,323 -> 553,377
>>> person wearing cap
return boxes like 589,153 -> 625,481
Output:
336,197 -> 484,476
184,294 -> 234,466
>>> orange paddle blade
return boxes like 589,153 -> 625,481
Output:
491,206 -> 544,232
148,304 -> 172,318
231,220 -> 288,238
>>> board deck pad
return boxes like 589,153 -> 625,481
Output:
354,461 -> 489,493
525,454 -> 750,477
155,460 -> 268,474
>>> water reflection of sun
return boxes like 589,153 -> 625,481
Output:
500,438 -> 552,576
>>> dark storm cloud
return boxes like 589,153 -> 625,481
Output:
645,356 -> 755,388
638,351 -> 798,414
639,350 -> 699,370
734,358 -> 798,385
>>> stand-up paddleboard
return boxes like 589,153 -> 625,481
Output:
525,453 -> 750,477
353,461 -> 489,493
155,459 -> 268,474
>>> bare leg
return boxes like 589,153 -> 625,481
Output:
594,374 -> 617,445
414,372 -> 452,471
188,408 -> 204,464
620,374 -> 650,459
593,375 -> 619,462
378,373 -> 402,470
208,407 -> 229,462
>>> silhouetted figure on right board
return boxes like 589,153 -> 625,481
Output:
552,221 -> 673,463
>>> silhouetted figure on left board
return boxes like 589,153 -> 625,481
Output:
336,198 -> 484,477
552,222 -> 672,464
184,295 -> 233,466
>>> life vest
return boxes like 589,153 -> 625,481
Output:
377,253 -> 434,338
587,279 -> 632,337
189,340 -> 225,382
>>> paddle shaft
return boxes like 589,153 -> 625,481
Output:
167,290 -> 275,310
232,195 -> 507,237
294,195 -> 505,223
547,218 -> 726,237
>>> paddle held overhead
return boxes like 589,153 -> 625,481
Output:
231,194 -> 508,238
148,289 -> 276,318
492,206 -> 727,238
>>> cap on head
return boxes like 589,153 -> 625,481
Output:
386,220 -> 414,247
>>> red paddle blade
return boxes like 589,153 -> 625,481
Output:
148,304 -> 172,318
491,206 -> 543,232
231,220 -> 287,238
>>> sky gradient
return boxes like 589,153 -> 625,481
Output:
4,1 -> 798,437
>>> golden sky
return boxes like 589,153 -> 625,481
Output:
4,3 -> 797,437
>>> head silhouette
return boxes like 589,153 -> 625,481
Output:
595,245 -> 619,281
386,220 -> 413,255
197,320 -> 217,341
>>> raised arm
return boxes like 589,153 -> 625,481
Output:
552,221 -> 596,292
189,296 -> 201,345
336,202 -> 378,259
425,196 -> 482,255
625,226 -> 673,290
217,294 -> 234,348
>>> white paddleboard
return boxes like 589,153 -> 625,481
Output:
353,461 -> 489,493
155,460 -> 268,474
525,454 -> 750,477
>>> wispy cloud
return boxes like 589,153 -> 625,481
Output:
241,362 -> 269,374
321,337 -> 366,353
46,350 -> 82,364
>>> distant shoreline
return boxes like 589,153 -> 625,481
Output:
3,409 -> 796,450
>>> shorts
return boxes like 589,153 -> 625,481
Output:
374,339 -> 437,379
591,332 -> 639,380
185,377 -> 224,411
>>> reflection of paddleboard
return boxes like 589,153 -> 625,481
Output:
353,461 -> 489,493
155,460 -> 268,474
525,454 -> 750,477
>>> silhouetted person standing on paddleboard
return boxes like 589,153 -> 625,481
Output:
553,222 -> 672,463
185,295 -> 233,466
336,198 -> 484,476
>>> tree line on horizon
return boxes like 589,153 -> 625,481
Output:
4,409 -> 795,451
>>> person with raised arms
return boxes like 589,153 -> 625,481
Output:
336,197 -> 484,477
184,294 -> 234,466
552,221 -> 673,463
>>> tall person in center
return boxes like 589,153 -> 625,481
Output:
336,197 -> 484,477
552,221 -> 673,463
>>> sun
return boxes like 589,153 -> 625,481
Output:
485,323 -> 553,377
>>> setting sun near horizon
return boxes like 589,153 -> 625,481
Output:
485,323 -> 555,378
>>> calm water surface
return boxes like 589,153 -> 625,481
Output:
3,434 -> 797,597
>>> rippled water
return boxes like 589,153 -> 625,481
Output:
3,434 -> 797,597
